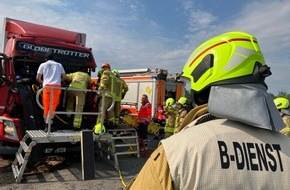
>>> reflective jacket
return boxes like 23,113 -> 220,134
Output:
114,76 -> 128,101
280,115 -> 290,137
66,71 -> 91,89
164,106 -> 178,133
127,105 -> 290,190
175,108 -> 187,133
157,106 -> 165,121
98,70 -> 114,97
137,101 -> 152,123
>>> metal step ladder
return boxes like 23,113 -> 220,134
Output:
11,128 -> 137,183
11,129 -> 84,183
98,126 -> 140,170
11,132 -> 37,183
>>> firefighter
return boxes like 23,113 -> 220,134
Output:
163,98 -> 178,138
65,70 -> 92,130
95,63 -> 111,111
36,53 -> 68,132
126,31 -> 290,189
112,69 -> 128,125
95,63 -> 116,130
137,94 -> 152,149
174,96 -> 188,134
96,63 -> 110,88
274,97 -> 290,137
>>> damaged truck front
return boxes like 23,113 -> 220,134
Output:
0,17 -> 96,154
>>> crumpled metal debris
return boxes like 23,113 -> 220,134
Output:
0,156 -> 11,168
24,155 -> 65,175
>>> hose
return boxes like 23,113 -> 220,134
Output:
118,169 -> 127,188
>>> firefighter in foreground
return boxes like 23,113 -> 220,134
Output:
126,31 -> 290,189
65,70 -> 92,130
163,98 -> 178,138
274,97 -> 290,137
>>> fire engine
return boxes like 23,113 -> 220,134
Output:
119,68 -> 185,118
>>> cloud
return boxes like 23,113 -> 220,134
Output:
227,0 -> 290,94
180,0 -> 290,94
24,0 -> 67,7
0,0 -> 289,94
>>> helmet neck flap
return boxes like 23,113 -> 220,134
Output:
281,109 -> 290,116
208,83 -> 284,132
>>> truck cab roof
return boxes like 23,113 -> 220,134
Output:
2,17 -> 96,72
4,18 -> 86,46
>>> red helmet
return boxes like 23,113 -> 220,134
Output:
102,63 -> 111,68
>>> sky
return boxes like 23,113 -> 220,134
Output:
0,0 -> 289,95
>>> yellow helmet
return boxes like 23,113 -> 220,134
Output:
274,97 -> 289,109
112,69 -> 120,77
177,97 -> 187,106
93,123 -> 106,134
165,98 -> 175,106
182,31 -> 271,94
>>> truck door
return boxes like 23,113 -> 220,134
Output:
0,54 -> 11,115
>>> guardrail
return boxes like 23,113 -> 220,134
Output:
36,86 -> 115,135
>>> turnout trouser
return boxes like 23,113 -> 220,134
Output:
66,89 -> 86,128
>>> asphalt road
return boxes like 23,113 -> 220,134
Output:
0,135 -> 160,190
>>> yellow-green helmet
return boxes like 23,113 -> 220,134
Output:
93,123 -> 106,134
182,31 -> 271,94
165,98 -> 174,106
112,69 -> 120,77
178,97 -> 187,106
274,97 -> 289,109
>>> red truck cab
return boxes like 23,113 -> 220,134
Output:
0,18 -> 96,154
